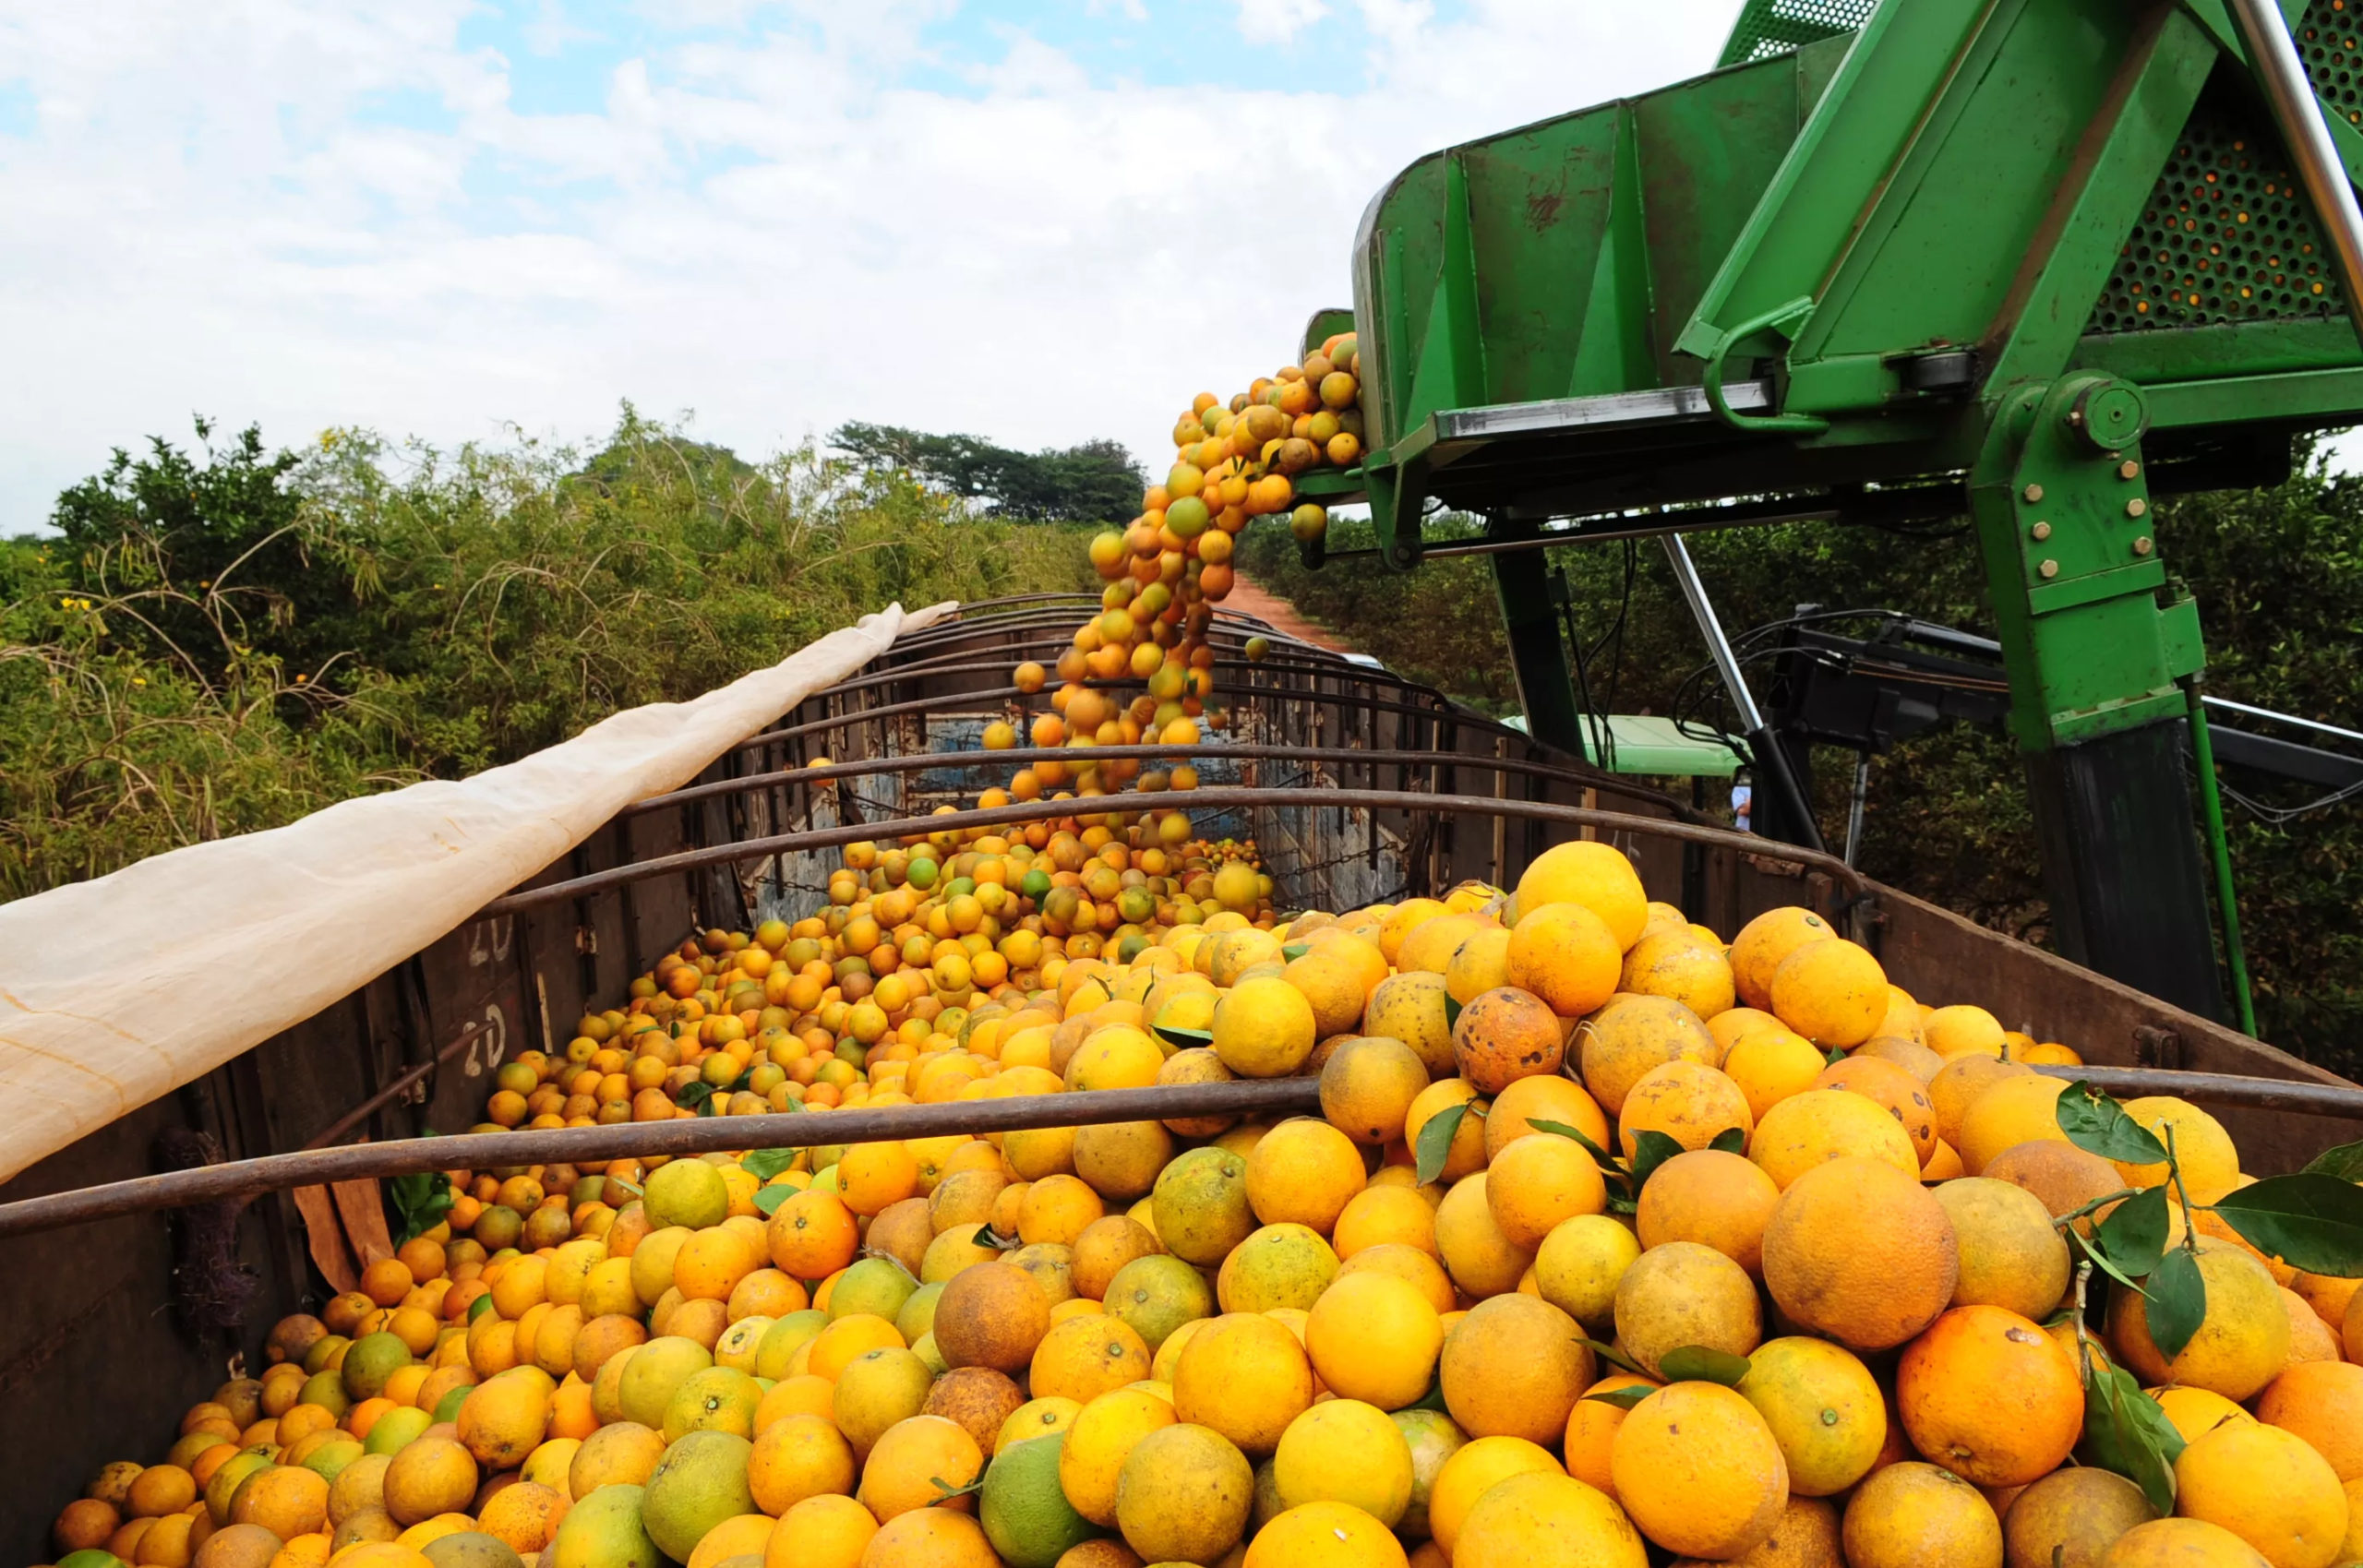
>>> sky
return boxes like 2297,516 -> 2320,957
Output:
0,0 -> 1752,531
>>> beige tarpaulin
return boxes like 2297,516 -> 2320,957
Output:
0,601 -> 957,1185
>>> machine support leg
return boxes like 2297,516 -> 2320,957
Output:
1661,534 -> 1826,852
1492,551 -> 1589,760
1972,375 -> 2222,1020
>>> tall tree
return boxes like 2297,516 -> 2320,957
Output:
832,423 -> 1144,522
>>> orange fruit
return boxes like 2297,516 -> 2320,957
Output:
748,1412 -> 857,1514
921,1367 -> 1026,1456
1243,1502 -> 1409,1568
1923,1005 -> 2008,1060
1931,1177 -> 2072,1321
1438,1294 -> 1589,1444
1982,1139 -> 2126,1234
1481,1074 -> 1608,1162
1614,1059 -> 1752,1160
1450,986 -> 1565,1095
1482,1131 -> 1607,1249
1749,1088 -> 1919,1188
858,1506 -> 998,1568
2107,1242 -> 2289,1401
1612,1239 -> 1761,1379
1956,1074 -> 2071,1176
1330,1185 -> 1437,1260
1305,1271 -> 1443,1411
1635,1149 -> 1780,1276
1244,1119 -> 1366,1236
1508,841 -> 1647,946
1728,907 -> 1838,1011
1427,1436 -> 1561,1558
1563,1371 -> 1655,1501
1735,1335 -> 1886,1498
858,1416 -> 983,1523
765,1494 -> 878,1568
676,1227 -> 759,1303
1432,1172 -> 1535,1300
1721,1027 -> 1828,1123
1028,1316 -> 1150,1405
2174,1420 -> 2345,1568
1316,1035 -> 1429,1146
1617,930 -> 1735,1020
1896,1305 -> 2081,1486
1173,1312 -> 1315,1456
1609,1382 -> 1788,1561
1767,939 -> 1887,1047
1576,996 -> 1715,1115
2255,1360 -> 2363,1481
1504,904 -> 1623,1018
1762,1156 -> 1957,1351
1813,1054 -> 1939,1169
1841,1462 -> 2001,1568
769,1191 -> 859,1280
838,1142 -> 921,1217
933,1263 -> 1050,1374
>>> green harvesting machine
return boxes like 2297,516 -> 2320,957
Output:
1302,0 -> 2363,1021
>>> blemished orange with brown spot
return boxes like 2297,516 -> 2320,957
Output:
1812,1053 -> 1939,1168
1614,1059 -> 1753,1161
1449,985 -> 1566,1095
1749,1088 -> 1920,1188
1763,1156 -> 1958,1352
1896,1305 -> 2083,1486
1577,995 -> 1718,1115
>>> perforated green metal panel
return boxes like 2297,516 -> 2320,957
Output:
1715,0 -> 1874,67
2299,0 -> 2363,130
2087,89 -> 2345,331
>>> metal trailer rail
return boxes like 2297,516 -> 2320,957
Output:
0,592 -> 2356,1563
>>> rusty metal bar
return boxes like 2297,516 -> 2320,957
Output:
0,1080 -> 1325,1239
301,1023 -> 488,1151
484,787 -> 1874,917
2026,1064 -> 2363,1117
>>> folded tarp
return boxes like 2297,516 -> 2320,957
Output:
0,600 -> 957,1184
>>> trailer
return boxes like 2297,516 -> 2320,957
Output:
1,594 -> 2356,1561
11,0 -> 2363,1554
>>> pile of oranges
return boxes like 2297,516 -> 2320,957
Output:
1042,329 -> 1362,748
41,336 -> 2363,1568
46,832 -> 2363,1568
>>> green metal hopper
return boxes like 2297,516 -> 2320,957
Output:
1308,0 -> 2363,1018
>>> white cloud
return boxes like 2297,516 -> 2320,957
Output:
0,1 -> 1744,530
1235,0 -> 1329,46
